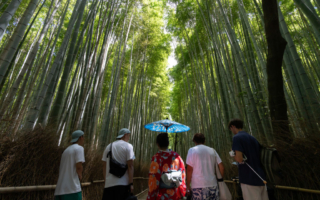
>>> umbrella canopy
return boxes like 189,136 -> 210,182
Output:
144,119 -> 190,133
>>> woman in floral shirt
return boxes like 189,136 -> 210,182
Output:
147,133 -> 187,200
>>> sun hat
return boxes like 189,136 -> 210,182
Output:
116,128 -> 131,139
71,130 -> 84,143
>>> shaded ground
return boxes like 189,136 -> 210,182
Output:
137,189 -> 148,200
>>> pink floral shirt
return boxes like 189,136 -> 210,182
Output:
146,150 -> 186,200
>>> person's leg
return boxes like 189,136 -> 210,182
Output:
192,188 -> 203,200
76,192 -> 82,200
102,187 -> 115,200
261,186 -> 269,200
55,192 -> 82,200
54,196 -> 61,200
192,187 -> 218,200
102,185 -> 129,200
118,185 -> 130,200
210,186 -> 219,200
241,184 -> 263,200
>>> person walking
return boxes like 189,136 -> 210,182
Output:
54,130 -> 85,200
146,132 -> 187,200
186,133 -> 224,200
102,128 -> 135,200
229,119 -> 269,200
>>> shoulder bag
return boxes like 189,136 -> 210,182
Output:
107,142 -> 128,178
215,162 -> 232,200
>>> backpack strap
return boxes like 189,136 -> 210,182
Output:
244,145 -> 267,185
107,142 -> 113,159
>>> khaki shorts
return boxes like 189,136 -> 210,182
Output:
241,183 -> 269,200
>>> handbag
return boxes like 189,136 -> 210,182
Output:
107,142 -> 128,178
215,162 -> 232,200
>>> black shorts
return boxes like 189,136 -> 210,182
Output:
102,185 -> 130,200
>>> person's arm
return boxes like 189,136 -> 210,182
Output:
146,156 -> 161,199
186,164 -> 193,192
103,161 -> 106,181
218,162 -> 225,177
75,147 -> 85,181
234,150 -> 243,163
232,136 -> 244,163
102,145 -> 109,181
127,159 -> 134,193
76,162 -> 83,180
177,156 -> 187,197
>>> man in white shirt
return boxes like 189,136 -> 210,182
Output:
102,128 -> 135,200
54,130 -> 85,200
186,133 -> 225,200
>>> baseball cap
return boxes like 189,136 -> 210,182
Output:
116,128 -> 131,139
71,130 -> 84,143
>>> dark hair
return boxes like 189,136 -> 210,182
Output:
156,133 -> 169,148
193,133 -> 205,144
228,119 -> 244,129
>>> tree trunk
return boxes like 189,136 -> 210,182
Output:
262,0 -> 291,143
0,0 -> 22,42
48,0 -> 88,127
0,0 -> 40,84
23,0 -> 81,132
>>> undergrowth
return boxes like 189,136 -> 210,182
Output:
0,128 -> 319,199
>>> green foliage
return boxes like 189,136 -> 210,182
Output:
1,0 -> 320,193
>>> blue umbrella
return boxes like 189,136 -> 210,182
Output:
144,118 -> 190,133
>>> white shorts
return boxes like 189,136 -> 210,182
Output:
241,183 -> 269,200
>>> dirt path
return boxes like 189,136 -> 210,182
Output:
136,189 -> 148,200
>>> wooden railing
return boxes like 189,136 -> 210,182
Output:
1,178 -> 320,195
0,177 -> 148,194
224,180 -> 320,194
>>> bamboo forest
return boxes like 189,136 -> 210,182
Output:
0,0 -> 320,199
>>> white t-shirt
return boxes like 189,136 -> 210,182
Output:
186,145 -> 222,188
54,144 -> 85,195
102,140 -> 135,188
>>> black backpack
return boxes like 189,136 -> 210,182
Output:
107,142 -> 128,178
260,145 -> 283,186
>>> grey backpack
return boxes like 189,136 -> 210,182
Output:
159,170 -> 182,188
260,145 -> 283,186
